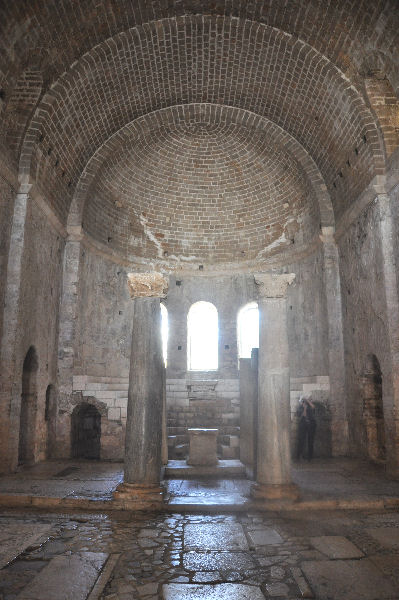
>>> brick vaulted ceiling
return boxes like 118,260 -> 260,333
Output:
0,1 -> 398,265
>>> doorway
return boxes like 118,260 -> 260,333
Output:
362,354 -> 386,463
18,347 -> 38,465
71,403 -> 101,459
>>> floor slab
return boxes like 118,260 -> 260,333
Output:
165,460 -> 246,478
247,528 -> 283,546
184,523 -> 248,550
16,552 -> 108,600
183,551 -> 255,571
0,523 -> 52,569
366,527 -> 399,548
310,535 -> 364,558
301,558 -> 397,600
163,583 -> 265,599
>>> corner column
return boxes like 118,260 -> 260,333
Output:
114,272 -> 167,509
320,226 -> 349,456
251,273 -> 299,502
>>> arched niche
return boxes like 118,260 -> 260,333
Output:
18,346 -> 39,465
362,354 -> 386,463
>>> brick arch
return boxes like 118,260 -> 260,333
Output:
19,16 -> 384,227
70,396 -> 108,418
1,1 -> 397,98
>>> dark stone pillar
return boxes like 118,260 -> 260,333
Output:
239,348 -> 258,476
124,297 -> 163,483
114,273 -> 168,509
321,226 -> 349,456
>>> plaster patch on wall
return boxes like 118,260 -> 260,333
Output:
139,213 -> 164,258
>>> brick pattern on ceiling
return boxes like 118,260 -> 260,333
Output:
82,104 -> 319,263
19,16 -> 382,226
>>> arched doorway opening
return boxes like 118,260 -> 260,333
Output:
362,354 -> 386,463
71,403 -> 101,459
45,384 -> 56,459
18,346 -> 39,465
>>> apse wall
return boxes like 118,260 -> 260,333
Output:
69,243 -> 331,460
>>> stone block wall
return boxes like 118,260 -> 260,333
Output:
166,378 -> 240,459
71,375 -> 127,460
0,190 -> 64,472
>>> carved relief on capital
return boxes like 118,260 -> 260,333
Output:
127,272 -> 168,299
254,273 -> 295,299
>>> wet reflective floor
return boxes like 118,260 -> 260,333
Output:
1,508 -> 399,599
1,458 -> 399,511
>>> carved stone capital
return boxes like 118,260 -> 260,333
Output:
127,272 -> 168,299
254,273 -> 295,298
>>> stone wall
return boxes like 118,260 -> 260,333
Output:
69,255 -> 332,461
338,196 -> 392,461
76,250 -> 133,378
0,191 -> 64,471
287,249 -> 330,378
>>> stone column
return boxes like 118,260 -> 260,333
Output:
377,191 -> 399,477
251,273 -> 299,502
114,272 -> 168,509
0,186 -> 30,473
55,228 -> 83,458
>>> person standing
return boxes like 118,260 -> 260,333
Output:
296,395 -> 316,461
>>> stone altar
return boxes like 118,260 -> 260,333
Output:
187,428 -> 219,466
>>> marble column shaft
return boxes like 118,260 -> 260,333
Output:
252,273 -> 298,500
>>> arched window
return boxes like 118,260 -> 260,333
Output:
160,302 -> 168,367
187,301 -> 218,371
237,302 -> 259,359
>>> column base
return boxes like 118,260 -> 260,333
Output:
113,483 -> 165,510
251,482 -> 300,503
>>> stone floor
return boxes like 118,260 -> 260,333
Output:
1,458 -> 399,511
1,459 -> 399,598
1,507 -> 399,599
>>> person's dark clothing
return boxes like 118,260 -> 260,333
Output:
296,401 -> 316,460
